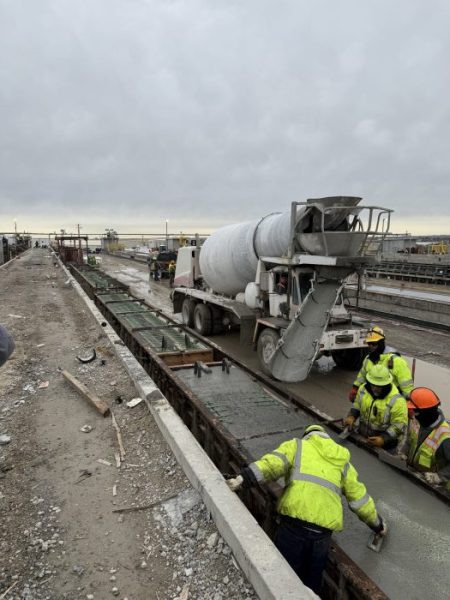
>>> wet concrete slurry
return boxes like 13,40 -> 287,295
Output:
176,365 -> 450,600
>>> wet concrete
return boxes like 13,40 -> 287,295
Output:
177,364 -> 450,600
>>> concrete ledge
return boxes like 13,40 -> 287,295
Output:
57,256 -> 317,600
350,289 -> 450,329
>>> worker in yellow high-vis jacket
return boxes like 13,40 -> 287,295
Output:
226,425 -> 386,595
344,364 -> 408,449
348,326 -> 414,402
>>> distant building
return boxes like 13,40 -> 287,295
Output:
380,235 -> 450,256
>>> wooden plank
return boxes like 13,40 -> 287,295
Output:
160,349 -> 214,366
62,369 -> 110,416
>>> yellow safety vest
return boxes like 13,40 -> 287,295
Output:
249,433 -> 378,532
407,418 -> 450,476
354,352 -> 414,397
354,383 -> 407,440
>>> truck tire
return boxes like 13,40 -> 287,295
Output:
194,304 -> 213,336
211,306 -> 224,334
332,348 -> 367,371
181,298 -> 196,328
257,328 -> 280,376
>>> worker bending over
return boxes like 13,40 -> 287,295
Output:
226,425 -> 386,595
349,326 -> 413,401
344,365 -> 407,449
406,387 -> 450,489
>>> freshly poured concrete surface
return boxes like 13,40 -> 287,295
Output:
177,365 -> 450,600
336,446 -> 450,600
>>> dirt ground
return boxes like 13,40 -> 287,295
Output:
0,249 -> 256,600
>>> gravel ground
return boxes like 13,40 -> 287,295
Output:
0,248 -> 257,600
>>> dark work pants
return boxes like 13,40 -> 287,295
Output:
274,518 -> 332,596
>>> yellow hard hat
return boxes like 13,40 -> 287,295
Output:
366,364 -> 392,386
303,424 -> 326,437
365,325 -> 385,343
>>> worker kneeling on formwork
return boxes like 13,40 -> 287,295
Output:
344,365 -> 408,449
226,425 -> 386,595
348,326 -> 414,402
406,387 -> 450,489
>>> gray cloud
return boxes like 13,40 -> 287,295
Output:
1,0 -> 450,234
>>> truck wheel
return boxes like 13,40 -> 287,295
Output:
332,348 -> 367,371
257,328 -> 280,376
181,299 -> 196,328
211,306 -> 224,334
193,304 -> 213,336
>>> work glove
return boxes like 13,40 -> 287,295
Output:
226,475 -> 244,492
367,436 -> 385,448
343,415 -> 356,430
348,385 -> 359,402
423,472 -> 442,486
371,516 -> 388,536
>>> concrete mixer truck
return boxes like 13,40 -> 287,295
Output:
172,197 -> 392,382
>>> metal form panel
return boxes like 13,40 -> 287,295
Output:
93,285 -> 213,365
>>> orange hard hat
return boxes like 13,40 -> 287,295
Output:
407,387 -> 440,410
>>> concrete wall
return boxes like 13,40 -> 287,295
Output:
348,288 -> 450,329
380,253 -> 450,265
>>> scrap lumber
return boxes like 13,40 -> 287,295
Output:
111,410 -> 126,461
62,369 -> 110,416
112,492 -> 179,514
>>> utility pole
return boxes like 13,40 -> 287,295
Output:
76,224 -> 82,254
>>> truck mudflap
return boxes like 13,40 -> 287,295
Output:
269,280 -> 340,382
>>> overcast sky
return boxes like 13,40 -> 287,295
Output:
1,0 -> 450,236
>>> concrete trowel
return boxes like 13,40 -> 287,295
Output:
377,450 -> 409,472
367,519 -> 388,553
367,529 -> 386,553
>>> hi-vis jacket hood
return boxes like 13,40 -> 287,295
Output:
305,432 -> 350,467
249,432 -> 378,532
